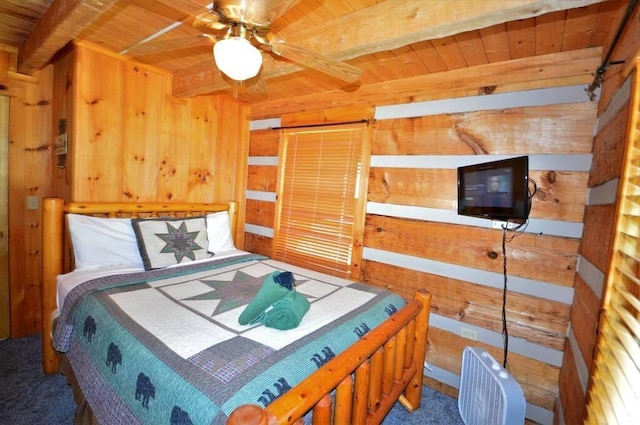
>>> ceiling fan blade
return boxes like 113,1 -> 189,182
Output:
238,0 -> 302,26
192,9 -> 228,32
270,40 -> 362,84
126,34 -> 216,56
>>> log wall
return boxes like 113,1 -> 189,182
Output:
556,5 -> 640,424
245,48 -> 601,424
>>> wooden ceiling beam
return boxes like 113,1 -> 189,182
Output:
250,47 -> 602,119
17,0 -> 118,75
172,0 -> 606,98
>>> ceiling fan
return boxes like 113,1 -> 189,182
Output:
126,0 -> 362,85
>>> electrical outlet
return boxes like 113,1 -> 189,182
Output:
491,220 -> 506,229
27,196 -> 38,210
491,220 -> 520,230
460,327 -> 478,341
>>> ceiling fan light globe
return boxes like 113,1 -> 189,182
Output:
213,37 -> 262,81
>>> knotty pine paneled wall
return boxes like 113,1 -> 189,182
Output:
556,6 -> 640,424
54,42 -> 250,213
245,81 -> 598,424
1,51 -> 54,337
2,41 -> 250,338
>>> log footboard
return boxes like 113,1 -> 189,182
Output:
228,290 -> 431,425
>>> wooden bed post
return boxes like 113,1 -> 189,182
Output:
227,404 -> 274,425
228,201 -> 239,246
42,197 -> 64,374
401,290 -> 431,409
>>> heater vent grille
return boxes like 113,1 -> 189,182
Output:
458,347 -> 525,425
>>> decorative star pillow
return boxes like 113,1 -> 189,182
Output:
132,216 -> 211,270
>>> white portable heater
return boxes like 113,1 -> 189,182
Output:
458,346 -> 526,425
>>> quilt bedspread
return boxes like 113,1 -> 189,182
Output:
53,254 -> 406,424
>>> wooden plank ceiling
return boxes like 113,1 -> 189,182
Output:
0,0 -> 631,104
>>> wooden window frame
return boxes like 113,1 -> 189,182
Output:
272,122 -> 372,279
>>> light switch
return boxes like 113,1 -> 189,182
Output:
27,196 -> 38,210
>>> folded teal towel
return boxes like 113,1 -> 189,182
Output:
264,291 -> 310,330
238,271 -> 310,330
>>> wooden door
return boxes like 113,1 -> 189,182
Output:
0,95 -> 8,338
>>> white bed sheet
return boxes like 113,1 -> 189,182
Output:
56,249 -> 249,310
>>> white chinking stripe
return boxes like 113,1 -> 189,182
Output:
526,404 -> 554,425
363,247 -> 574,304
366,202 -> 583,239
370,154 -> 593,171
430,313 -> 563,367
252,86 -> 592,132
250,117 -> 281,130
244,224 -> 273,238
595,75 -> 630,133
568,325 -> 590,394
557,398 -> 566,425
587,178 -> 619,206
245,198 -> 585,239
423,363 -> 460,389
246,190 -> 277,202
576,245 -> 605,300
374,85 -> 591,120
248,156 -> 278,166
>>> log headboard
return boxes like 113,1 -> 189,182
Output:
40,197 -> 239,374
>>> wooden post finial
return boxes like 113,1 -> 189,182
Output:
227,404 -> 268,425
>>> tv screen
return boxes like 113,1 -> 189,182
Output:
457,156 -> 530,221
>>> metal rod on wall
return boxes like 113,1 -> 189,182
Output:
586,0 -> 639,100
270,119 -> 372,131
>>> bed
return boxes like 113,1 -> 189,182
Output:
40,197 -> 431,425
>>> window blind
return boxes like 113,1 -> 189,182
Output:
272,124 -> 366,278
584,67 -> 640,423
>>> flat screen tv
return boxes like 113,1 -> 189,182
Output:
457,156 -> 530,222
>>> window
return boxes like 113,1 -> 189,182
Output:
272,123 -> 371,279
584,66 -> 640,423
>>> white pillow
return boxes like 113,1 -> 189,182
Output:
67,214 -> 144,270
207,211 -> 236,253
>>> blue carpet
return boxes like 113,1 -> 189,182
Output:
386,385 -> 464,424
0,334 -> 463,424
0,334 -> 75,424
